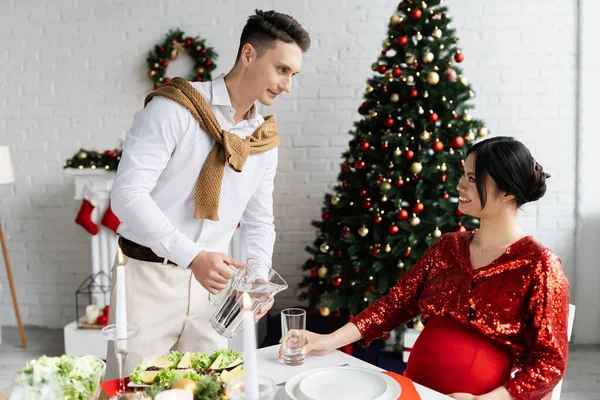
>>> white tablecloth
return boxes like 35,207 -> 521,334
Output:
257,345 -> 449,400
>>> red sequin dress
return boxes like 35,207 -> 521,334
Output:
350,231 -> 570,400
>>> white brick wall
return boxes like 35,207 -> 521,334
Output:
0,0 -> 581,336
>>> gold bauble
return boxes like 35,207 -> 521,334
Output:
320,306 -> 331,317
320,243 -> 330,253
415,32 -> 423,41
381,182 -> 392,190
459,76 -> 469,86
432,28 -> 442,39
422,1 -> 428,8
358,225 -> 369,237
383,40 -> 391,49
382,195 -> 388,202
410,162 -> 423,174
347,156 -> 355,164
467,132 -> 476,141
147,70 -> 156,78
384,244 -> 392,253
365,85 -> 374,94
462,112 -> 472,122
171,378 -> 197,394
478,127 -> 489,137
331,195 -> 340,205
406,54 -> 415,64
406,75 -> 415,83
315,230 -> 322,238
469,90 -> 475,98
318,266 -> 328,278
420,131 -> 431,142
393,147 -> 402,157
390,93 -> 400,103
433,228 -> 442,238
384,71 -> 393,80
196,45 -> 202,51
426,71 -> 440,85
158,77 -> 163,82
441,163 -> 447,172
369,110 -> 378,118
423,91 -> 429,98
77,151 -> 88,159
422,51 -> 434,63
371,63 -> 379,71
418,106 -> 424,114
196,67 -> 205,74
153,62 -> 160,68
410,216 -> 421,226
390,13 -> 402,25
397,261 -> 405,268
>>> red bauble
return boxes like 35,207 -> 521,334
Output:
381,142 -> 389,149
392,67 -> 402,77
431,13 -> 440,20
362,200 -> 372,208
200,48 -> 207,56
397,36 -> 409,46
411,9 -> 422,19
410,89 -> 419,98
404,248 -> 411,257
443,193 -> 450,200
337,251 -> 343,258
389,225 -> 399,234
450,136 -> 465,148
322,212 -> 330,221
377,175 -> 385,182
454,53 -> 464,63
429,113 -> 439,123
405,119 -> 412,127
398,209 -> 409,220
307,284 -> 313,292
452,111 -> 458,119
310,268 -> 317,278
164,78 -> 171,84
396,178 -> 405,187
196,77 -> 203,82
432,141 -> 444,152
403,150 -> 415,160
355,160 -> 366,169
205,60 -> 212,67
162,61 -> 169,67
384,117 -> 395,128
342,182 -> 349,188
359,141 -> 370,151
413,202 -> 424,213
342,227 -> 351,236
341,166 -> 350,173
360,189 -> 367,196
332,276 -> 343,287
413,61 -> 419,68
359,101 -> 369,113
371,247 -> 380,257
442,174 -> 447,182
456,208 -> 464,217
365,284 -> 376,293
159,46 -> 165,52
185,38 -> 193,45
382,87 -> 388,93
456,225 -> 467,232
378,64 -> 388,74
374,216 -> 382,223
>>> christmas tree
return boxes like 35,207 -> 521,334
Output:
298,0 -> 484,319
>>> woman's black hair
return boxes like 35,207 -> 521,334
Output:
466,136 -> 550,208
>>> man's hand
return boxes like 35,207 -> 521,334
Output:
189,251 -> 240,294
254,297 -> 274,323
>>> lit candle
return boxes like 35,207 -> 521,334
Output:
242,292 -> 259,399
115,247 -> 128,346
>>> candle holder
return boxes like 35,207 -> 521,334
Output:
101,323 -> 140,395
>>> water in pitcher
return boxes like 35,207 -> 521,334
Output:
209,283 -> 272,340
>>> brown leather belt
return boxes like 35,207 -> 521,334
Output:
118,236 -> 177,266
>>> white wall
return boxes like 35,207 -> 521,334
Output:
0,0 -> 588,340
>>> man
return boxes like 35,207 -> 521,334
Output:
106,10 -> 310,378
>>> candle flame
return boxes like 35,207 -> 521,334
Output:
242,292 -> 252,310
117,247 -> 124,265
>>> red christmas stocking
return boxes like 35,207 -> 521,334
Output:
101,203 -> 120,234
75,199 -> 99,235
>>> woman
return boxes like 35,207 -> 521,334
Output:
282,137 -> 569,400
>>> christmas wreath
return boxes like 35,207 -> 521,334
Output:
147,29 -> 218,88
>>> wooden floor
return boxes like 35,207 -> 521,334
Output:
1,327 -> 599,399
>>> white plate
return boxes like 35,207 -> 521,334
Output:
285,367 -> 401,400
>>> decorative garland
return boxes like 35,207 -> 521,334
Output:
146,29 -> 218,88
64,148 -> 122,171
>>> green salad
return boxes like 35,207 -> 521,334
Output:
18,355 -> 105,400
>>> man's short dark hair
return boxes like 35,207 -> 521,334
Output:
236,10 -> 311,61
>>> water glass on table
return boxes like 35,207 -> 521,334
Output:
281,308 -> 307,366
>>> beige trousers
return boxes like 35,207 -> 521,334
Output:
105,255 -> 227,379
